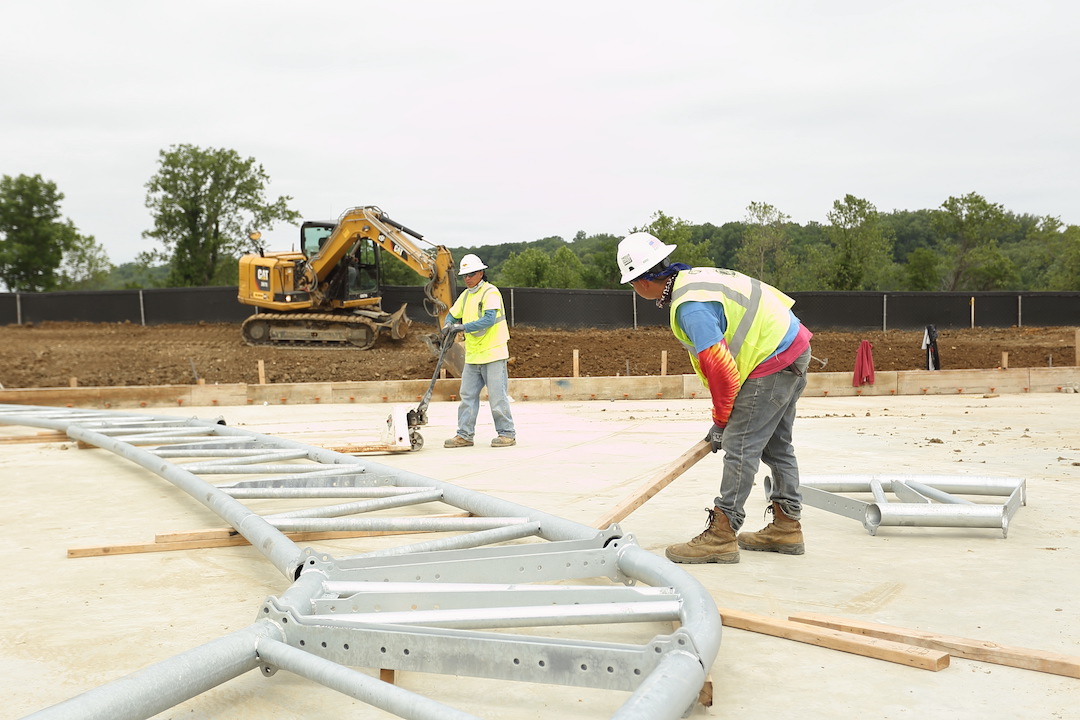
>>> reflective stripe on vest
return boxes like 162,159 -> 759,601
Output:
450,282 -> 510,364
669,268 -> 794,384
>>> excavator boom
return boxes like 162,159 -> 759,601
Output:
237,207 -> 457,367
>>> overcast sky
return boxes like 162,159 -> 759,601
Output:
2,1 -> 1078,265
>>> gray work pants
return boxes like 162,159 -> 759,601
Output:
714,348 -> 811,531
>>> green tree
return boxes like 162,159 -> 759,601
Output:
903,247 -> 943,290
0,174 -> 107,291
546,246 -> 586,288
498,247 -> 552,287
572,231 -> 622,289
1043,223 -> 1080,291
932,192 -> 1011,291
823,194 -> 895,290
56,232 -> 114,289
690,221 -> 744,269
882,209 -> 936,264
495,246 -> 585,288
143,144 -> 299,286
633,210 -> 712,267
734,202 -> 794,286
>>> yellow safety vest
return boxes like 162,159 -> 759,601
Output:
449,282 -> 510,364
668,268 -> 794,385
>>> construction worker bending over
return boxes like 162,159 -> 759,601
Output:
442,254 -> 517,448
616,233 -> 813,563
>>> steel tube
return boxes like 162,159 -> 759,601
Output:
612,650 -> 706,720
905,480 -> 974,504
615,543 -> 722,671
361,522 -> 542,557
802,474 -> 1024,496
871,503 -> 1005,529
309,600 -> 683,629
65,424 -> 304,578
25,624 -> 275,720
267,516 -> 531,532
224,486 -> 421,499
264,489 -> 444,520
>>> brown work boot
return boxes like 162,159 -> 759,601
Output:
491,435 -> 516,447
443,436 -> 474,448
737,502 -> 805,555
665,507 -> 739,564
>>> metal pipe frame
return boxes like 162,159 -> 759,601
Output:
781,474 -> 1028,537
2,404 -> 721,720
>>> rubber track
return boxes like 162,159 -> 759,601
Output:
241,312 -> 382,349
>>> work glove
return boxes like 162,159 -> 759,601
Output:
705,424 -> 724,453
441,323 -> 465,340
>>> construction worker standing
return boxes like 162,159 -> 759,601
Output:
442,254 -> 517,448
616,233 -> 813,563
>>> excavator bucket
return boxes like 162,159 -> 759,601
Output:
387,304 -> 412,340
442,338 -> 465,377
421,332 -> 465,378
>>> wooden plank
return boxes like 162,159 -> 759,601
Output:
69,513 -> 472,558
0,431 -> 69,445
593,440 -> 711,529
325,443 -> 412,455
153,513 -> 470,544
790,612 -> 1080,679
717,607 -> 949,671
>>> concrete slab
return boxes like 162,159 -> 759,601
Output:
4,392 -> 1079,718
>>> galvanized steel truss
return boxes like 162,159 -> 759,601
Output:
786,474 -> 1027,537
2,405 -> 721,720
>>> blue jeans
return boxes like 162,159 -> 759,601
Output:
456,359 -> 515,441
714,348 -> 810,531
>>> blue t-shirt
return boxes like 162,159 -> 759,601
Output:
675,301 -> 799,358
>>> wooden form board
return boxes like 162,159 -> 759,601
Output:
67,513 -> 472,558
593,440 -> 712,529
718,607 -> 950,671
790,612 -> 1080,679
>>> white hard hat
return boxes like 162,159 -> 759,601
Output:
458,254 -> 488,275
616,232 -> 677,283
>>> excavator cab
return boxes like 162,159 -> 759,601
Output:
301,221 -> 380,299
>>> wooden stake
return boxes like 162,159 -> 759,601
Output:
257,359 -> 266,385
719,607 -> 949,671
69,377 -> 78,388
1001,351 -> 1009,369
1075,328 -> 1079,367
573,349 -> 579,378
661,350 -> 667,376
593,440 -> 711,529
789,612 -> 1080,678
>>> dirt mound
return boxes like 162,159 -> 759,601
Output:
0,321 -> 1074,389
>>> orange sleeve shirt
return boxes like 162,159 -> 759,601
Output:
697,340 -> 740,426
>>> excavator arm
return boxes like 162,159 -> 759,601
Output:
304,206 -> 455,327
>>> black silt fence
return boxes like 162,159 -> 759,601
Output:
1,287 -> 1078,331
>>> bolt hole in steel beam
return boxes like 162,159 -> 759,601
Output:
1,403 -> 721,720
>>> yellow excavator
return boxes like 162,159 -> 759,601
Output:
237,205 -> 457,356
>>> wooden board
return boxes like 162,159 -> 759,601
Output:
718,607 -> 950,671
790,612 -> 1080,678
593,439 -> 712,529
68,513 -> 471,558
0,432 -> 69,444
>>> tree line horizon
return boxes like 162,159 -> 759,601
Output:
2,144 -> 1078,294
